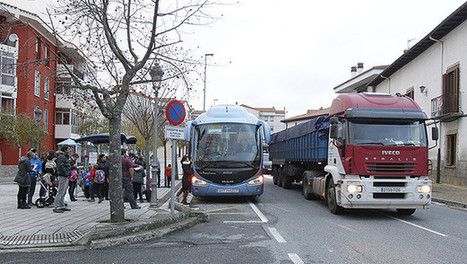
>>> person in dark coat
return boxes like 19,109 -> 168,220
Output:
15,151 -> 35,209
40,150 -> 56,197
97,154 -> 110,200
53,145 -> 72,213
177,155 -> 193,205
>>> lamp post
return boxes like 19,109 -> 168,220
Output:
203,53 -> 214,112
33,106 -> 43,149
150,63 -> 164,207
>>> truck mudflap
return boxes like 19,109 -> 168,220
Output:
338,177 -> 432,209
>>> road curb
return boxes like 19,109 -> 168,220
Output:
432,198 -> 467,209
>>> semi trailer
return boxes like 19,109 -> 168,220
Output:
270,93 -> 438,215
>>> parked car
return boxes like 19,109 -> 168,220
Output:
262,152 -> 272,174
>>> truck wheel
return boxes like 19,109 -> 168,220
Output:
327,180 -> 344,214
396,209 -> 416,216
277,168 -> 283,187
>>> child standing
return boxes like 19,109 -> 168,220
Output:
82,166 -> 93,201
165,164 -> 172,188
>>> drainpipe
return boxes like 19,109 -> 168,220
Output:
381,75 -> 390,94
429,35 -> 444,183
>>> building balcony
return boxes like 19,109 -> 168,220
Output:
55,93 -> 74,109
55,124 -> 79,139
431,93 -> 463,121
56,64 -> 84,81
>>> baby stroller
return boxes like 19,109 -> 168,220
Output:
35,172 -> 57,208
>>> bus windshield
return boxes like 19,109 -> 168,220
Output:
348,120 -> 427,147
193,123 -> 261,169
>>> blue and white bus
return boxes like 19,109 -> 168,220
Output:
184,105 -> 271,197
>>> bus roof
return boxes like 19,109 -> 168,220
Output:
193,104 -> 259,125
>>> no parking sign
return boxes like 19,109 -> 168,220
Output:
165,100 -> 186,126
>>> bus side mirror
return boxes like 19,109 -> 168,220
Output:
260,121 -> 271,144
184,121 -> 192,142
432,127 -> 439,141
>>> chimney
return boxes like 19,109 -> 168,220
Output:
351,66 -> 357,77
357,62 -> 364,74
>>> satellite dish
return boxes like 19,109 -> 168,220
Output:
9,34 -> 18,42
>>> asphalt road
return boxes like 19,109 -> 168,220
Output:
2,175 -> 466,264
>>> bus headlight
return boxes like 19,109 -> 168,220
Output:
248,175 -> 264,185
192,176 -> 208,185
417,185 -> 431,193
347,184 -> 362,193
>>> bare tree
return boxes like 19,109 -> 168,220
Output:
49,0 -> 215,222
123,86 -> 175,190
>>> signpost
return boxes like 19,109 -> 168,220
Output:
165,100 -> 186,215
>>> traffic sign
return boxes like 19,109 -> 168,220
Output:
166,100 -> 186,126
165,126 -> 185,140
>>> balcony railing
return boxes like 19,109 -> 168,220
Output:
56,64 -> 84,80
431,92 -> 463,119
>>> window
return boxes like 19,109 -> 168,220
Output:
43,108 -> 48,131
406,87 -> 414,99
44,76 -> 50,100
446,134 -> 456,166
1,51 -> 16,86
35,38 -> 42,60
1,96 -> 14,112
442,65 -> 460,114
44,45 -> 50,67
55,111 -> 70,125
34,71 -> 41,97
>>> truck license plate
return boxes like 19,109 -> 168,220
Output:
381,187 -> 402,192
218,188 -> 239,193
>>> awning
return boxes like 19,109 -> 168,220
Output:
57,138 -> 77,146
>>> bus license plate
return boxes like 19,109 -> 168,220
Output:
380,187 -> 402,192
218,188 -> 239,193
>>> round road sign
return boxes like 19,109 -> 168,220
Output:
166,100 -> 186,126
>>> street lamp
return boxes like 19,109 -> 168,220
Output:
203,53 -> 214,112
33,106 -> 43,149
150,63 -> 164,207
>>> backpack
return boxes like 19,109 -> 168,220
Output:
94,170 -> 106,183
70,170 -> 78,182
44,158 -> 56,174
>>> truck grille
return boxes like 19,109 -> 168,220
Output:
366,163 -> 414,174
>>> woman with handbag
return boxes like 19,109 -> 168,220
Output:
15,151 -> 35,209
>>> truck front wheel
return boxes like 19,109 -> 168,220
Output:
396,209 -> 416,215
327,180 -> 344,214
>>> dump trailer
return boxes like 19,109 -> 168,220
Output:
270,93 -> 437,215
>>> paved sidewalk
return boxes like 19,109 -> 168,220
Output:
0,180 -> 199,250
432,183 -> 467,208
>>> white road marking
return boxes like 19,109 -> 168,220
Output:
384,214 -> 448,237
288,253 -> 305,264
248,200 -> 269,223
334,223 -> 358,233
223,220 -> 265,224
269,227 -> 287,243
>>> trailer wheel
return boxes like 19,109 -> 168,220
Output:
396,209 -> 416,216
277,167 -> 283,187
272,167 -> 278,185
327,180 -> 344,214
282,166 -> 292,189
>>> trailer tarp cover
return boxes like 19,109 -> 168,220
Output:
271,115 -> 329,144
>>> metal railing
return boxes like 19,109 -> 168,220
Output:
431,92 -> 462,118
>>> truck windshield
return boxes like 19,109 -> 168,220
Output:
193,123 -> 261,169
348,120 -> 427,147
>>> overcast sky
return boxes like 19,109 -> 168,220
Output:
6,0 -> 467,117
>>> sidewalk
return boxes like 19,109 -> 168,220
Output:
432,183 -> 467,208
0,180 -> 202,251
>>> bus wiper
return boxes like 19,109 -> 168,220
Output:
228,161 -> 256,169
357,142 -> 385,146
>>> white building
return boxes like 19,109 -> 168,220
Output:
337,3 -> 467,186
281,108 -> 330,129
240,105 -> 286,133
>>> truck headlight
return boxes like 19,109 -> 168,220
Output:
192,176 -> 207,185
417,185 -> 431,193
347,184 -> 362,193
248,175 -> 264,185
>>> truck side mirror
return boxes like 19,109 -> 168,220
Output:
432,127 -> 439,141
330,125 -> 338,139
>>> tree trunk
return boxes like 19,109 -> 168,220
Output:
108,116 -> 125,222
144,137 -> 150,190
